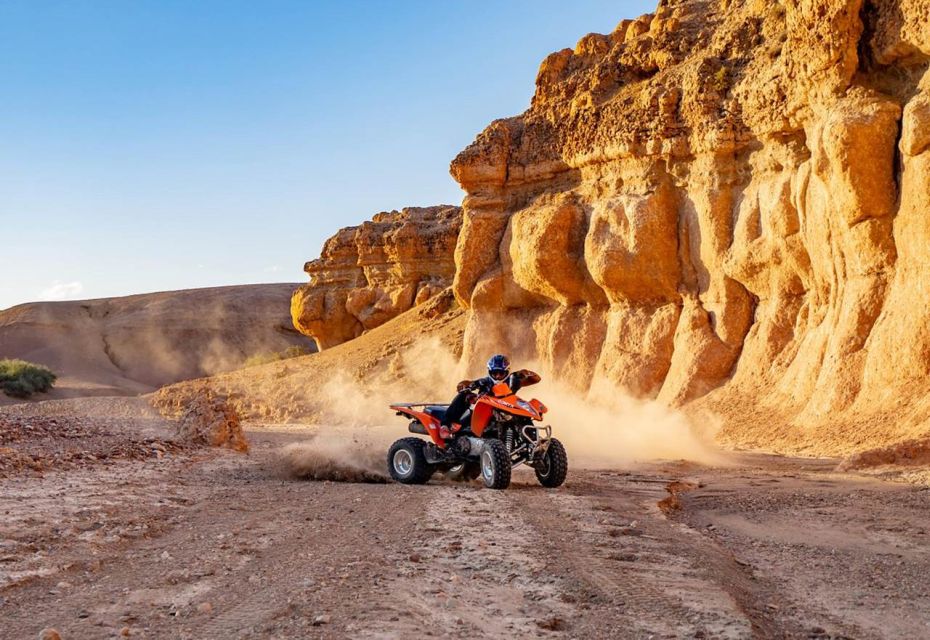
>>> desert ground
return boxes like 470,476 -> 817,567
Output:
2,397 -> 928,640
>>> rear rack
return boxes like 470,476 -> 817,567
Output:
390,402 -> 448,408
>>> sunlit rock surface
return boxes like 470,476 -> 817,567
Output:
291,206 -> 462,349
448,0 -> 930,448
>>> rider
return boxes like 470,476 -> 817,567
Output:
438,354 -> 541,439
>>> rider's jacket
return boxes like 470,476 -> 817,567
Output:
458,370 -> 541,397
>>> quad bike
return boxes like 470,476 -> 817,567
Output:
387,386 -> 568,490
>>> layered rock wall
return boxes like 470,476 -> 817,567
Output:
449,0 -> 930,445
291,206 -> 462,349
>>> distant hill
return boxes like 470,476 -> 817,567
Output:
0,284 -> 314,402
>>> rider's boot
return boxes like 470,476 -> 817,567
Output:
439,422 -> 458,440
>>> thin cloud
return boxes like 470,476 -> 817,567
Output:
39,281 -> 84,301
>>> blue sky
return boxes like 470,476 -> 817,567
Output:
1,0 -> 654,310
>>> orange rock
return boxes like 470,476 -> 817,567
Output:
176,394 -> 249,453
291,206 -> 462,349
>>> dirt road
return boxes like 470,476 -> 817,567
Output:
2,417 -> 930,639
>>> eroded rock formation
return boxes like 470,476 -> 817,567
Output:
291,206 -> 462,349
450,0 -> 930,441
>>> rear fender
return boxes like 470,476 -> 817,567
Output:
391,406 -> 446,448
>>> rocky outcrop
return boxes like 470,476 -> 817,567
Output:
449,0 -> 930,448
291,206 -> 462,349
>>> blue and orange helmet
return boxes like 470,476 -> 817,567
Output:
487,354 -> 510,382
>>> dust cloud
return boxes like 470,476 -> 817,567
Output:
538,380 -> 725,467
273,435 -> 388,483
271,339 -> 462,482
276,337 -> 724,481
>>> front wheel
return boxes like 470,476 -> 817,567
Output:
387,437 -> 435,485
480,439 -> 512,490
534,438 -> 568,488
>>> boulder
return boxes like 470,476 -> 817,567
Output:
176,395 -> 249,453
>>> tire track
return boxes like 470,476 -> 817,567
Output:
351,477 -> 576,638
516,471 -> 755,639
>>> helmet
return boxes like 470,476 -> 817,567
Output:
487,354 -> 510,382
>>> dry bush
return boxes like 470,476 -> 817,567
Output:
0,359 -> 56,398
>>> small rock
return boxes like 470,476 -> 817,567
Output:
38,630 -> 62,640
536,616 -> 565,631
120,627 -> 131,637
55,581 -> 71,589
312,614 -> 331,626
197,602 -> 213,614
408,553 -> 421,563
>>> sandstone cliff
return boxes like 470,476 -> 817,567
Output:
291,206 -> 462,349
449,0 -> 930,451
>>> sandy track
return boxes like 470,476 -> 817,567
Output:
672,458 -> 930,639
2,427 -> 929,639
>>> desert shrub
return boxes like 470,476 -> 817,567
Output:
0,359 -> 57,398
711,66 -> 729,92
243,353 -> 275,368
243,345 -> 314,368
282,345 -> 313,359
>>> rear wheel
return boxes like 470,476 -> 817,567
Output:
534,438 -> 568,488
387,437 -> 434,485
480,439 -> 512,490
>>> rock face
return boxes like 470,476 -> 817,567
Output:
291,206 -> 462,349
449,0 -> 930,447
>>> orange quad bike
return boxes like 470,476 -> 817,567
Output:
387,380 -> 568,490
